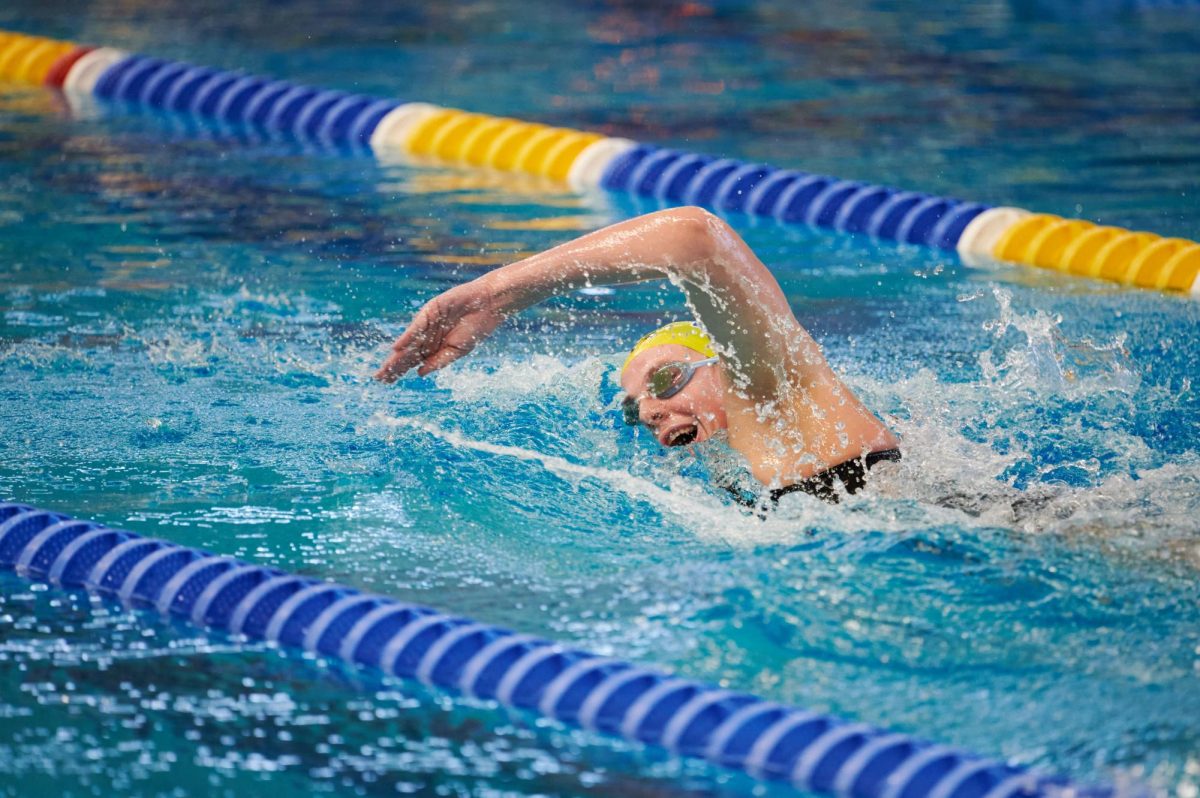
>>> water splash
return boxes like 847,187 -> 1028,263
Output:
852,288 -> 1197,556
977,287 -> 1139,398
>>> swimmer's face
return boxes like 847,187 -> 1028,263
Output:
620,344 -> 728,447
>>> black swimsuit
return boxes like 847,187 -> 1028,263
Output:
769,448 -> 902,504
728,449 -> 902,507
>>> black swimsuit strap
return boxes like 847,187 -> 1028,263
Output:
766,448 -> 902,505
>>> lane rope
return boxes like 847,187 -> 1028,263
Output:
0,501 -> 1127,798
0,28 -> 1196,295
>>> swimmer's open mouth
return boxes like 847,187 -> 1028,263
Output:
664,425 -> 698,447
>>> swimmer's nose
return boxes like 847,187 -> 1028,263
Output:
639,399 -> 667,426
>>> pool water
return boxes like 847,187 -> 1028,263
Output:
1,1 -> 1199,796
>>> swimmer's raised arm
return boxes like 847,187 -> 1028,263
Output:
375,207 -> 820,393
377,206 -> 899,495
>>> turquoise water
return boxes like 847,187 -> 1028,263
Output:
2,1 -> 1199,796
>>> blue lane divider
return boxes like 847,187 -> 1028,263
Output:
600,145 -> 988,250
0,501 -> 1120,798
55,44 -> 995,251
92,53 -> 399,147
78,49 -> 988,251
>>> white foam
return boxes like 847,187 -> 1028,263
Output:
370,412 -> 737,537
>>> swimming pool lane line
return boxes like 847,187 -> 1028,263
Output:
1,29 -> 1198,296
0,502 -> 1125,798
0,30 -> 77,84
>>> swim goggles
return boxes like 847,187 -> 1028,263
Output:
621,356 -> 719,426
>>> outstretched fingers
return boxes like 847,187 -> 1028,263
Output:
374,344 -> 422,382
374,286 -> 504,383
415,341 -> 474,376
374,312 -> 438,383
375,334 -> 475,382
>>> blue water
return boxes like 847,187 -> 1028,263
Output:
1,2 -> 1199,796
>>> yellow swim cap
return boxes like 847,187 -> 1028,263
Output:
621,321 -> 716,374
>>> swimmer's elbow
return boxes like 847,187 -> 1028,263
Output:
669,205 -> 723,230
626,207 -> 753,287
656,206 -> 736,272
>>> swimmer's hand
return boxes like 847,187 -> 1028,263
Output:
375,281 -> 508,382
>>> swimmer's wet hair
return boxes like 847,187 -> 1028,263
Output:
621,321 -> 716,375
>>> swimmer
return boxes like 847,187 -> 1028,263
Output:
376,207 -> 900,502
